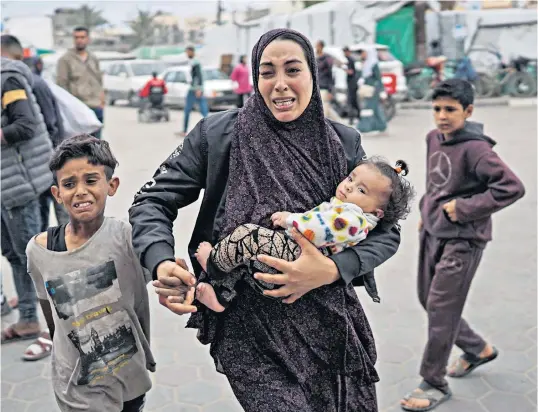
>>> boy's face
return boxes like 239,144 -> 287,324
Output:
51,158 -> 119,224
335,164 -> 391,218
433,97 -> 473,136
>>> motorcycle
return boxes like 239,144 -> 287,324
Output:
381,73 -> 397,122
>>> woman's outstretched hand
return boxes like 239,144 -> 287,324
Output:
255,228 -> 341,304
153,258 -> 198,315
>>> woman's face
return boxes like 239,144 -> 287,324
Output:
258,39 -> 313,123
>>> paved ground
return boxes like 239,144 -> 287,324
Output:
1,104 -> 536,412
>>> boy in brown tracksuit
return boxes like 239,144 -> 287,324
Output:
401,79 -> 525,412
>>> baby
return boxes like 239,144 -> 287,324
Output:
195,156 -> 414,312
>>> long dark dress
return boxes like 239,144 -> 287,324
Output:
130,28 -> 398,412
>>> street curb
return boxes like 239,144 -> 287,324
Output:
399,99 -> 508,110
399,97 -> 537,110
508,98 -> 537,107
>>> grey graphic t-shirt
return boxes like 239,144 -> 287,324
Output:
27,217 -> 156,412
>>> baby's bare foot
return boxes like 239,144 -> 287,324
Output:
196,283 -> 225,313
195,242 -> 213,272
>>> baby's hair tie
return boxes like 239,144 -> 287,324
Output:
394,166 -> 402,174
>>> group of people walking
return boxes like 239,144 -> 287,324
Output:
1,26 -> 526,412
185,37 -> 389,138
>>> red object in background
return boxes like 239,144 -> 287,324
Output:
23,48 -> 34,58
139,78 -> 168,98
381,73 -> 397,95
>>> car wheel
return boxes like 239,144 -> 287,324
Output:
106,91 -> 115,106
128,91 -> 138,107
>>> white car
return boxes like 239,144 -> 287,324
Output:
40,50 -> 136,84
160,66 -> 237,110
324,44 -> 408,101
103,60 -> 173,106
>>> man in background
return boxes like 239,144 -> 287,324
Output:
176,46 -> 209,137
57,26 -> 104,138
315,40 -> 343,122
1,35 -> 53,359
343,46 -> 361,125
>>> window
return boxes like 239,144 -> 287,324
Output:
203,68 -> 229,80
175,72 -> 187,83
163,71 -> 177,83
116,64 -> 128,76
108,64 -> 118,76
377,50 -> 396,62
101,62 -> 113,74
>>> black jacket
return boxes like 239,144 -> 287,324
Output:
1,77 -> 37,144
129,110 -> 400,291
31,73 -> 64,147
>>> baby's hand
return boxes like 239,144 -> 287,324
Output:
271,211 -> 291,228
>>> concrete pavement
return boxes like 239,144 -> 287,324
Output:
2,104 -> 536,411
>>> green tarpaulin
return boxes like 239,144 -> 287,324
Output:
376,5 -> 416,65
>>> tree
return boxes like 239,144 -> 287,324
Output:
127,10 -> 158,48
414,1 -> 428,61
79,5 -> 108,29
303,0 -> 327,8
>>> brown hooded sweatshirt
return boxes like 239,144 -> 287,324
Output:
420,121 -> 525,244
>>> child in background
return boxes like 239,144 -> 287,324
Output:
401,79 -> 525,412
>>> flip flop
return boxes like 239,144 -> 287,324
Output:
1,325 -> 40,344
22,331 -> 52,361
401,381 -> 452,412
447,347 -> 498,378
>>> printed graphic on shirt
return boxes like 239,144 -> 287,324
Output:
428,151 -> 452,192
67,310 -> 138,385
45,261 -> 120,320
46,261 -> 138,385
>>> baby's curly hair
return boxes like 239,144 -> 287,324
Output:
357,156 -> 415,227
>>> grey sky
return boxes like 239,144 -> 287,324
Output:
1,1 -> 273,25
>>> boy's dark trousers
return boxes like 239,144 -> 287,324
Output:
122,394 -> 145,411
417,230 -> 487,391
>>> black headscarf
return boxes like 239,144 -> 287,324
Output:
220,28 -> 348,237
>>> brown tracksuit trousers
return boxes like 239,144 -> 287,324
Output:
417,230 -> 487,390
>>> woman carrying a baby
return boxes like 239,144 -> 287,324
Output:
130,28 -> 413,412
